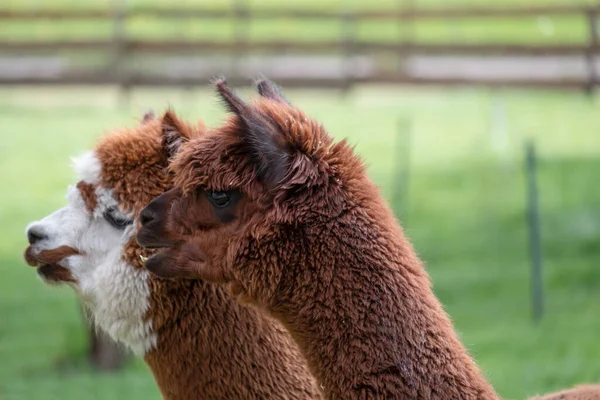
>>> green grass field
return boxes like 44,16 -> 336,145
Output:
0,84 -> 599,399
0,0 -> 594,45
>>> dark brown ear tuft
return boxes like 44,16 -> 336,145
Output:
215,78 -> 290,189
214,78 -> 251,116
255,78 -> 289,104
161,110 -> 188,160
141,109 -> 156,124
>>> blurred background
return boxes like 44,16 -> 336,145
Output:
1,0 -> 599,399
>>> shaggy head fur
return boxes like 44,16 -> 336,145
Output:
24,111 -> 321,400
137,79 -> 499,399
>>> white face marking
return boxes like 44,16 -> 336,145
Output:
25,151 -> 156,356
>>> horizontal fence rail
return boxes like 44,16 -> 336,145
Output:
0,3 -> 599,91
2,41 -> 598,55
0,5 -> 596,20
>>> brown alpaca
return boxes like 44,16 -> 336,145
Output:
530,385 -> 600,400
24,111 -> 321,399
136,79 -> 500,399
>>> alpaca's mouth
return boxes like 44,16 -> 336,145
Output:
136,247 -> 166,269
23,246 -> 51,268
143,250 -> 167,268
139,250 -> 167,266
23,245 -> 78,284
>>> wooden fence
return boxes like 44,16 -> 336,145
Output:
1,4 -> 599,91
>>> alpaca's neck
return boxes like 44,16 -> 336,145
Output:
272,207 -> 498,400
143,279 -> 321,400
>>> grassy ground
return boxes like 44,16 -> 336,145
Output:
0,85 -> 599,399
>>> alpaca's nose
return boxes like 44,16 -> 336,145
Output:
139,207 -> 155,227
27,226 -> 48,245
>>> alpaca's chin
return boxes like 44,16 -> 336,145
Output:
143,250 -> 175,278
37,264 -> 76,285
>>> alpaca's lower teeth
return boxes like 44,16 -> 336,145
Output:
139,255 -> 148,263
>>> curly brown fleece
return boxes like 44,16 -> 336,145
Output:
91,112 -> 322,399
137,79 -> 500,399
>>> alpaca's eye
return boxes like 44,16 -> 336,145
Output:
209,191 -> 230,207
103,207 -> 133,230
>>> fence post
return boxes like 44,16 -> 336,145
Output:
525,140 -> 544,322
111,0 -> 128,106
83,306 -> 128,371
585,7 -> 599,95
393,117 -> 412,217
233,0 -> 249,81
398,0 -> 415,71
341,9 -> 357,96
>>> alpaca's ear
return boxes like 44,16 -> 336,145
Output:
214,77 -> 250,116
215,78 -> 290,188
141,109 -> 156,124
255,78 -> 289,104
161,110 -> 189,160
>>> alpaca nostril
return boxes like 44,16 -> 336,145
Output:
139,208 -> 155,226
27,228 -> 47,245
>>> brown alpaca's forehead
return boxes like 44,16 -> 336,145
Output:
171,126 -> 257,194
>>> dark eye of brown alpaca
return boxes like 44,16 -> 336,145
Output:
209,191 -> 231,207
103,207 -> 133,230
